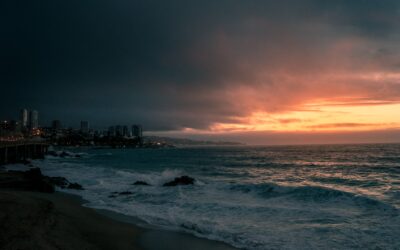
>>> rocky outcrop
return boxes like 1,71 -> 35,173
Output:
46,150 -> 82,158
163,176 -> 195,186
45,176 -> 69,188
0,168 -> 55,193
0,168 -> 84,193
67,183 -> 84,190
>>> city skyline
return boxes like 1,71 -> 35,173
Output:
2,109 -> 145,137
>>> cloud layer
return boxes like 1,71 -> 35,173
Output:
1,0 -> 400,132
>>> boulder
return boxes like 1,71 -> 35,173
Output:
1,168 -> 55,193
59,151 -> 71,158
46,151 -> 59,157
0,168 -> 85,193
163,176 -> 195,187
67,183 -> 84,190
23,168 -> 43,179
22,159 -> 32,165
45,176 -> 69,188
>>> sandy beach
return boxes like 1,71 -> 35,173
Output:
0,169 -> 237,250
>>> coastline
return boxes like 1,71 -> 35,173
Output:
0,188 -> 238,250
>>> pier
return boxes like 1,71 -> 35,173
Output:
0,141 -> 49,165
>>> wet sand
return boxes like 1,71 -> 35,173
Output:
0,190 -> 237,250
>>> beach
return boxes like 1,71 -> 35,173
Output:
0,169 -> 237,250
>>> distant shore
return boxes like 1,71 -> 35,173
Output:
0,168 -> 237,250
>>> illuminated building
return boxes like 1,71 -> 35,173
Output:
20,109 -> 28,128
132,125 -> 143,137
29,110 -> 39,129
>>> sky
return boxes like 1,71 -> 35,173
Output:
1,0 -> 400,144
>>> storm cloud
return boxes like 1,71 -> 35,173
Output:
1,0 -> 400,131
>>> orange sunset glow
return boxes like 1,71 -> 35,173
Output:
210,101 -> 400,132
204,70 -> 400,134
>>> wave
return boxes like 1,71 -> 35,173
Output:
228,182 -> 398,212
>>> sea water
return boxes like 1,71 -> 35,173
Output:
36,144 -> 400,249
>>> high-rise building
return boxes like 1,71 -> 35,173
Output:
123,126 -> 129,137
10,120 -> 21,132
20,109 -> 28,128
115,125 -> 123,136
108,126 -> 115,136
52,120 -> 62,131
132,125 -> 143,137
29,110 -> 39,129
80,121 -> 89,134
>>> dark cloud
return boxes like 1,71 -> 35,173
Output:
1,0 -> 399,131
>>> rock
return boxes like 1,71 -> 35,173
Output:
22,159 -> 32,165
59,151 -> 71,158
0,168 -> 83,193
133,181 -> 150,186
47,151 -> 59,157
23,169 -> 55,193
46,176 -> 69,188
23,168 -> 43,180
2,169 -> 55,193
163,176 -> 195,187
0,168 -> 86,193
67,183 -> 84,190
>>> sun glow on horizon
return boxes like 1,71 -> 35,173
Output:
207,101 -> 400,133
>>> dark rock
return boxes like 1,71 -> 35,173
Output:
23,168 -> 43,180
22,159 -> 32,165
47,151 -> 59,157
163,176 -> 195,187
0,168 -> 84,193
118,191 -> 133,195
67,183 -> 84,190
1,169 -> 55,193
23,168 -> 55,193
133,181 -> 150,186
59,151 -> 70,158
45,176 -> 69,188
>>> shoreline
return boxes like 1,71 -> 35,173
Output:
0,187 -> 238,250
74,191 -> 239,250
0,161 -> 239,249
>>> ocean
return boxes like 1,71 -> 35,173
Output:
35,144 -> 400,249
